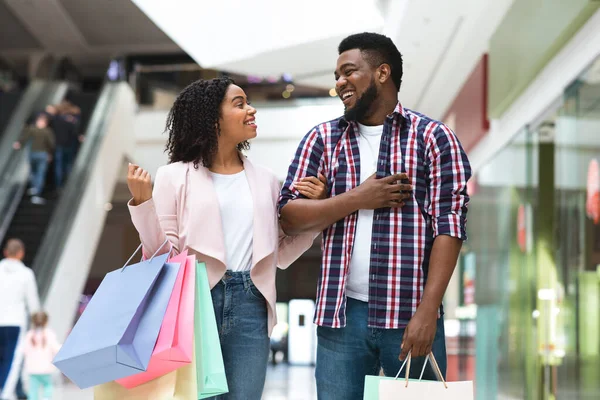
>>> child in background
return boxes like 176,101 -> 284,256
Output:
23,312 -> 60,400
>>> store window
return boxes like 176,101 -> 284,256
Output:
554,55 -> 600,399
465,128 -> 539,400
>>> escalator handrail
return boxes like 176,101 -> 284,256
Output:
0,81 -> 69,245
0,81 -> 45,179
34,83 -> 118,300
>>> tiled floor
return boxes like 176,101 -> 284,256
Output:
46,365 -> 317,399
30,365 -> 600,399
262,364 -> 317,400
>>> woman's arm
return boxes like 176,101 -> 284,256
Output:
127,164 -> 180,258
274,175 -> 323,269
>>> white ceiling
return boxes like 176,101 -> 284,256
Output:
1,0 -> 515,120
0,0 -> 180,76
132,0 -> 515,119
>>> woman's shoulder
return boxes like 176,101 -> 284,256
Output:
156,162 -> 194,184
157,161 -> 188,176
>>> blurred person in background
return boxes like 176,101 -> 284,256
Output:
279,32 -> 471,399
127,77 -> 325,400
45,102 -> 80,190
0,239 -> 40,400
22,312 -> 60,400
12,114 -> 55,205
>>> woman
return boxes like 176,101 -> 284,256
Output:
127,77 -> 326,399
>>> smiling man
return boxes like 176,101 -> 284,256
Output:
278,32 -> 472,399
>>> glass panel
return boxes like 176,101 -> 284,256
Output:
467,128 -> 539,399
554,55 -> 600,399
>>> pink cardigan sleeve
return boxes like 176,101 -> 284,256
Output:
128,166 -> 180,259
272,176 -> 317,269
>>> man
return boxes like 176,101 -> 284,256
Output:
0,239 -> 41,400
13,113 -> 55,205
46,102 -> 80,190
279,32 -> 471,399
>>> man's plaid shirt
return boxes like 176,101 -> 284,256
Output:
278,103 -> 471,329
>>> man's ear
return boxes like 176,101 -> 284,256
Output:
377,64 -> 392,85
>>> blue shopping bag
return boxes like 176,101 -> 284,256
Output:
53,242 -> 180,389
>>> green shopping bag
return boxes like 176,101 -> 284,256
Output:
195,261 -> 229,398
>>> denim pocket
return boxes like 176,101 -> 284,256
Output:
246,280 -> 265,301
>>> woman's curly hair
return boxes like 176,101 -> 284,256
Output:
165,77 -> 249,168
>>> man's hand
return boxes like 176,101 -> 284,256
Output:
127,163 -> 153,206
399,307 -> 438,361
352,173 -> 412,209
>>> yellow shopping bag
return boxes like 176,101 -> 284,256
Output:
94,340 -> 198,400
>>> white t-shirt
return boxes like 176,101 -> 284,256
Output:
210,171 -> 254,272
346,123 -> 383,302
0,258 -> 40,328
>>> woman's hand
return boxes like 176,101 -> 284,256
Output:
294,173 -> 328,200
127,163 -> 153,206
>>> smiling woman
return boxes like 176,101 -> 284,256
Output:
125,76 -> 328,400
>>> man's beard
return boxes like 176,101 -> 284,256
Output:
344,79 -> 378,122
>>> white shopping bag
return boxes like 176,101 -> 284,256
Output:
377,352 -> 473,400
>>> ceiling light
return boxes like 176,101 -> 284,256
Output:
329,88 -> 337,97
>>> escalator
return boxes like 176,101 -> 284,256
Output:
2,88 -> 101,267
0,80 -> 68,246
0,89 -> 23,136
0,77 -> 136,339
31,83 -> 113,296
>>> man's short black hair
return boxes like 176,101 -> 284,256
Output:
338,32 -> 403,91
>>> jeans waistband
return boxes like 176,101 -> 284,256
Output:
221,270 -> 253,289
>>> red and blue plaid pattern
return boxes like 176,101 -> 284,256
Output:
279,103 -> 471,329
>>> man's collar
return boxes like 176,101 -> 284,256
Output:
338,102 -> 407,129
393,102 -> 408,120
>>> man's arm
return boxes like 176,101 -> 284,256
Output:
280,193 -> 361,235
46,129 -> 56,153
14,127 -> 31,149
400,123 -> 471,360
26,270 -> 41,315
281,174 -> 412,235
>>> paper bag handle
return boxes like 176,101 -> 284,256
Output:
394,352 -> 448,389
121,239 -> 170,272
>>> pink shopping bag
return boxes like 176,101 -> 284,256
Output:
116,251 -> 196,388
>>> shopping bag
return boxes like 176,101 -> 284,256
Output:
53,241 -> 180,389
94,335 -> 198,400
364,352 -> 473,400
195,261 -> 229,398
117,251 -> 196,388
